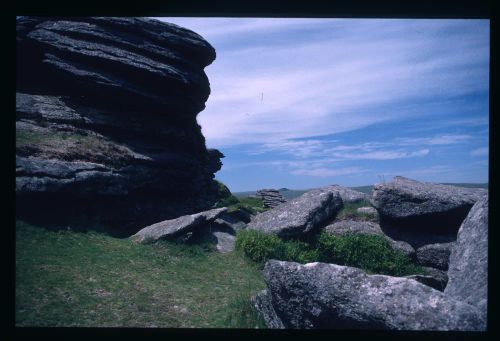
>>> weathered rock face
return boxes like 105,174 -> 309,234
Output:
405,267 -> 448,291
445,195 -> 488,322
416,242 -> 454,270
247,187 -> 343,238
324,220 -> 415,257
256,260 -> 485,330
371,176 -> 486,247
130,208 -> 227,244
16,17 -> 224,234
255,189 -> 287,208
327,185 -> 369,203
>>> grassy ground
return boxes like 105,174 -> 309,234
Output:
335,200 -> 379,222
15,221 -> 266,328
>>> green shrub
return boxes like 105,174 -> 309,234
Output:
236,229 -> 425,276
317,231 -> 425,276
215,195 -> 240,208
235,230 -> 284,264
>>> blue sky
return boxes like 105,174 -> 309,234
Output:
154,18 -> 489,192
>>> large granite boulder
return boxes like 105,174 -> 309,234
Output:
371,176 -> 486,247
130,208 -> 226,244
247,187 -> 343,238
327,185 -> 369,203
255,189 -> 287,208
415,242 -> 454,270
445,194 -> 488,322
16,17 -> 224,234
255,260 -> 485,330
324,220 -> 415,257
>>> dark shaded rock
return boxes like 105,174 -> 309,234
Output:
257,260 -> 485,330
130,208 -> 226,244
213,217 -> 246,234
445,194 -> 488,322
405,267 -> 448,291
16,17 -> 224,233
324,220 -> 415,257
255,189 -> 287,208
416,242 -> 454,270
327,185 -> 369,203
371,176 -> 486,247
247,187 -> 343,238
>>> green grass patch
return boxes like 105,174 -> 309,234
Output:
16,221 -> 265,327
235,229 -> 424,276
336,200 -> 378,222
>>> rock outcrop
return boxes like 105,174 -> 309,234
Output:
324,220 -> 415,257
131,207 -> 227,244
255,189 -> 287,208
16,17 -> 224,234
247,187 -> 343,238
371,176 -> 486,247
255,260 -> 484,330
405,267 -> 448,291
415,242 -> 454,270
445,195 -> 488,322
327,185 -> 369,203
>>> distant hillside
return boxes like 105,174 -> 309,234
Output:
233,183 -> 487,201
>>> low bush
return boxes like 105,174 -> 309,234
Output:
336,200 -> 378,222
317,232 -> 425,276
235,229 -> 425,276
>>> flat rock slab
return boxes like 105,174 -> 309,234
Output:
212,231 -> 235,253
445,194 -> 488,321
324,220 -> 415,258
327,185 -> 368,203
257,260 -> 485,330
371,176 -> 486,219
416,242 -> 454,270
247,187 -> 343,238
131,207 -> 227,244
371,176 -> 486,247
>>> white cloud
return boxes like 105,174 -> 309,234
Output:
396,134 -> 472,146
470,147 -> 488,157
291,167 -> 365,177
331,148 -> 429,160
156,18 -> 489,148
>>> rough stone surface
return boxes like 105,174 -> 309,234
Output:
327,185 -> 369,203
131,208 -> 226,244
257,260 -> 485,330
247,187 -> 343,238
255,189 -> 287,208
371,176 -> 487,247
416,242 -> 454,270
324,220 -> 415,258
252,290 -> 285,329
445,195 -> 488,322
405,267 -> 448,291
212,231 -> 235,253
213,217 -> 246,233
356,206 -> 378,216
16,17 -> 224,234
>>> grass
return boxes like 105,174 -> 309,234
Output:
235,229 -> 425,277
16,221 -> 266,328
224,196 -> 269,215
335,200 -> 378,222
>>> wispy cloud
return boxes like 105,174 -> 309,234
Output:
291,166 -> 366,177
470,147 -> 488,157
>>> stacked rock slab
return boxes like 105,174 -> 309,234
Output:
255,189 -> 287,208
253,191 -> 488,330
371,176 -> 486,247
16,17 -> 224,233
247,187 -> 343,238
327,185 -> 368,203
